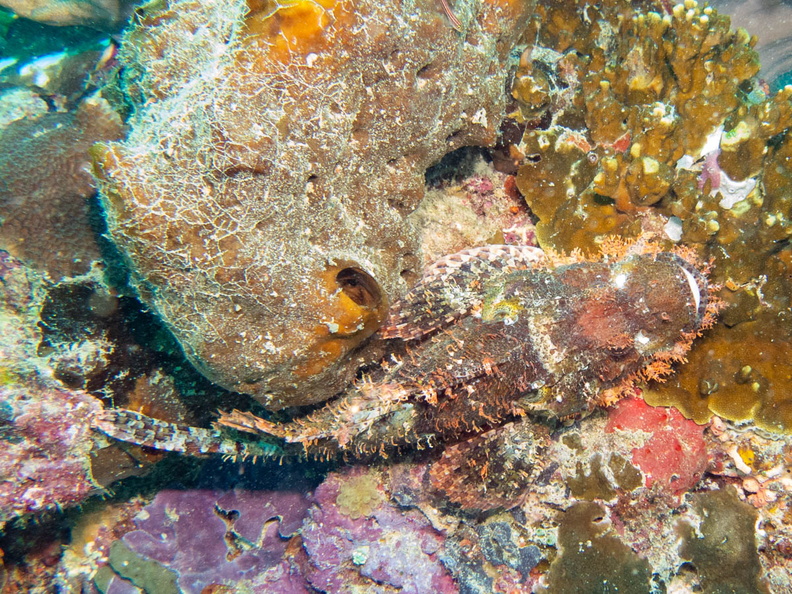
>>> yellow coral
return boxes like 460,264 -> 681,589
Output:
335,471 -> 384,519
511,0 -> 792,432
294,264 -> 387,378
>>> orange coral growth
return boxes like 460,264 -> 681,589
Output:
244,0 -> 348,62
293,263 -> 387,379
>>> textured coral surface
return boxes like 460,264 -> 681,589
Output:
77,417 -> 792,593
93,0 -> 533,408
511,0 -> 792,432
0,95 -> 123,280
5,0 -> 792,592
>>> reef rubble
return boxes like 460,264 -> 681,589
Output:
0,252 -> 103,531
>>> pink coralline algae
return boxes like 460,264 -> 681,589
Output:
605,396 -> 709,495
0,383 -> 102,528
0,252 -> 103,529
302,467 -> 457,594
96,467 -> 457,593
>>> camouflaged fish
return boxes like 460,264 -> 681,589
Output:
93,241 -> 720,460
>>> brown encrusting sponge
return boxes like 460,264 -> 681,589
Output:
91,0 -> 533,409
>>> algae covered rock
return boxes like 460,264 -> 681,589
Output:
92,0 -> 532,408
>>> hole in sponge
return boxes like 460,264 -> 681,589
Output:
336,267 -> 382,309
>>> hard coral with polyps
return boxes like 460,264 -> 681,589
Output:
512,0 -> 792,433
514,0 -> 761,251
92,0 -> 533,409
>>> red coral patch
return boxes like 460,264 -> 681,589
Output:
606,396 -> 708,495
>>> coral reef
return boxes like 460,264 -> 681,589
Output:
92,0 -> 533,408
91,467 -> 454,593
444,518 -> 542,592
334,469 -> 384,519
409,160 -> 536,265
42,400 -> 792,592
709,0 -> 792,89
56,497 -> 147,592
422,406 -> 782,592
0,18 -> 125,282
0,87 -> 47,124
510,0 -> 792,432
514,0 -> 760,239
0,248 -> 219,531
7,0 -> 792,592
0,381 -> 101,527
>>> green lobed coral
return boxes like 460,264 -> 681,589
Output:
679,488 -> 770,593
540,502 -> 652,593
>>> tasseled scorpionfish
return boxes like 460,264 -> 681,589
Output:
93,241 -> 720,460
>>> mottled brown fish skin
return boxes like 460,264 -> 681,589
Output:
95,245 -> 719,461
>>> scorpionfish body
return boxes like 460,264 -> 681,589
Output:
94,243 -> 719,460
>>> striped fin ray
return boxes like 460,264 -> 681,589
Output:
92,409 -> 283,459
